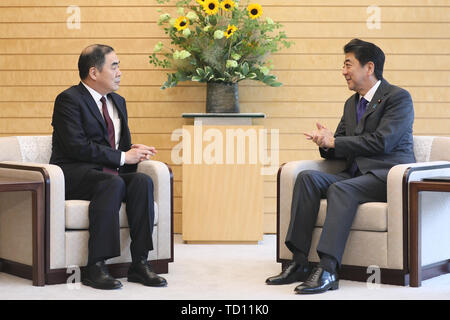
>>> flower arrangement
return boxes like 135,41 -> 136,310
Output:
150,0 -> 293,89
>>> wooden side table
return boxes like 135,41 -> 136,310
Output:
0,176 -> 45,286
409,179 -> 450,287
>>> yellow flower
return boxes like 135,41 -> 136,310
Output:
203,0 -> 220,15
247,3 -> 263,19
225,24 -> 237,38
174,16 -> 189,31
196,0 -> 205,5
221,0 -> 236,11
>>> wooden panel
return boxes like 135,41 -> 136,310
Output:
3,55 -> 450,74
2,6 -> 449,23
1,22 -> 449,39
2,39 -> 450,55
1,0 -> 449,6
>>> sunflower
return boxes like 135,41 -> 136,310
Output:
247,3 -> 263,19
196,0 -> 205,5
221,0 -> 236,11
203,0 -> 220,15
225,24 -> 237,38
174,16 -> 189,31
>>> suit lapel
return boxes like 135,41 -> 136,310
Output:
348,94 -> 359,135
108,93 -> 130,150
77,82 -> 108,134
108,93 -> 126,122
355,79 -> 391,134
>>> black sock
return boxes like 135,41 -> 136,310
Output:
293,250 -> 309,266
318,253 -> 337,273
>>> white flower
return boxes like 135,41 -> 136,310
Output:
266,17 -> 274,25
173,50 -> 191,60
226,60 -> 238,68
153,41 -> 164,52
231,53 -> 241,60
186,11 -> 199,21
214,30 -> 224,39
259,66 -> 270,75
158,13 -> 171,25
182,28 -> 191,37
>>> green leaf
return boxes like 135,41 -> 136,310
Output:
191,76 -> 202,82
269,81 -> 283,87
242,62 -> 249,76
196,68 -> 205,77
205,66 -> 213,74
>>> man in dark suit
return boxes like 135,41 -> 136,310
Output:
266,39 -> 415,294
50,44 -> 167,290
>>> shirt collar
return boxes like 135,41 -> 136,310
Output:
81,81 -> 105,103
361,80 -> 381,103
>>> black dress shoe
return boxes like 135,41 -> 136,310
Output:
128,259 -> 167,287
81,261 -> 123,290
266,261 -> 311,285
294,266 -> 339,294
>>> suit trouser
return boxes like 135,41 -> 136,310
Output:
285,169 -> 387,267
67,169 -> 155,265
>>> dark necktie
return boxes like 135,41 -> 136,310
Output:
100,96 -> 118,175
356,97 -> 368,124
350,97 -> 369,177
100,96 -> 116,149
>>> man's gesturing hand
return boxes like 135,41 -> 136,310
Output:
303,122 -> 335,149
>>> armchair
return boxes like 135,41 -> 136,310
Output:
277,136 -> 450,285
0,135 -> 173,285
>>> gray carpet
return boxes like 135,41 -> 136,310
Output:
1,234 -> 449,300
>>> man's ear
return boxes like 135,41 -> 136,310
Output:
366,61 -> 375,76
88,66 -> 97,80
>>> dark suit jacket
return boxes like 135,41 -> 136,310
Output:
320,79 -> 416,182
50,82 -> 137,194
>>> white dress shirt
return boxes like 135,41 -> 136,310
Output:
360,80 -> 381,103
81,82 -> 125,166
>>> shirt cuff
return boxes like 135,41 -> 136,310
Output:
120,151 -> 125,166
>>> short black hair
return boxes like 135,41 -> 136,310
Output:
343,39 -> 385,81
78,44 -> 115,80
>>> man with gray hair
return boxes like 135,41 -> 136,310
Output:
50,44 -> 167,290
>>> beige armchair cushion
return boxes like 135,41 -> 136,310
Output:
65,200 -> 159,229
316,200 -> 387,232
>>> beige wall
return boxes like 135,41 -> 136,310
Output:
0,0 -> 449,233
